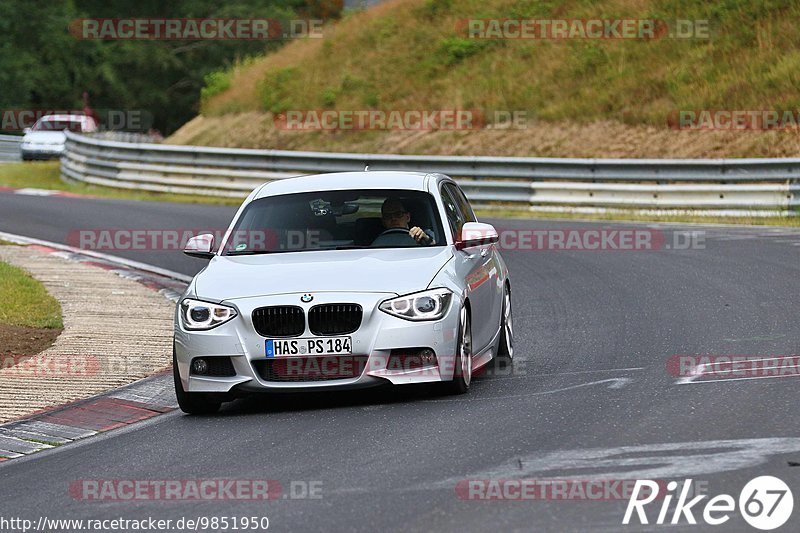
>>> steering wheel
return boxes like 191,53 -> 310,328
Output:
371,227 -> 419,247
379,228 -> 411,236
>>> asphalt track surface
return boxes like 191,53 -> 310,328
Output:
1,190 -> 799,532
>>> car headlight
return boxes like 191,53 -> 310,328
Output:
180,298 -> 237,330
379,288 -> 452,321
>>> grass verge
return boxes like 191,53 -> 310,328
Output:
0,260 -> 63,329
476,209 -> 800,227
0,162 -> 241,206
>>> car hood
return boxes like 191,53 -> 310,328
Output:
23,131 -> 66,144
194,247 -> 454,301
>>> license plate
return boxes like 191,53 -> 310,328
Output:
266,337 -> 352,357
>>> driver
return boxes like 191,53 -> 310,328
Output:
375,197 -> 436,245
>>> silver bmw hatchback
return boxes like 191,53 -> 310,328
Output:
174,171 -> 513,414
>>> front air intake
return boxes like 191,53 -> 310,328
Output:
308,304 -> 362,335
252,306 -> 305,337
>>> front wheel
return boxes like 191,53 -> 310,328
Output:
173,350 -> 222,415
444,305 -> 472,395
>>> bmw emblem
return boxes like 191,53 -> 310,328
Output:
301,293 -> 313,303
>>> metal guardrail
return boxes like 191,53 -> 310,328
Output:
0,134 -> 21,162
61,131 -> 800,214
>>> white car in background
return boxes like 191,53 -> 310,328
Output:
20,113 -> 98,160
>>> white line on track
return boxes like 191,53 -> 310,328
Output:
676,356 -> 800,385
13,188 -> 59,196
479,366 -> 645,381
678,373 -> 800,385
428,377 -> 633,403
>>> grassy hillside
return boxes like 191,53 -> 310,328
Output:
168,0 -> 800,158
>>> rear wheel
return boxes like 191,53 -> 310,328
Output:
173,350 -> 222,415
444,305 -> 472,395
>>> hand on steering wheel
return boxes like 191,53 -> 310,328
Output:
378,227 -> 433,245
409,226 -> 432,244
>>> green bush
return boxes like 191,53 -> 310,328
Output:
200,70 -> 232,107
437,37 -> 493,65
259,67 -> 299,113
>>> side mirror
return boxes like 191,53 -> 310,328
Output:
23,127 -> 31,134
183,234 -> 215,259
455,222 -> 499,250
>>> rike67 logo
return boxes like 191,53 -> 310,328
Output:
624,476 -> 793,530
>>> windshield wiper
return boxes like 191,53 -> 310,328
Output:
225,250 -> 283,256
226,246 -> 371,255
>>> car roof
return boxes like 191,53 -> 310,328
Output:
254,171 -> 437,198
38,114 -> 93,122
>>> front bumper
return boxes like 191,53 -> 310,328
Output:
20,144 -> 65,160
174,291 -> 461,393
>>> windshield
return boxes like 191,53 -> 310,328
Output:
32,118 -> 85,132
223,189 -> 445,255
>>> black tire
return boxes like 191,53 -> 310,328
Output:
173,350 -> 222,415
495,284 -> 514,366
444,306 -> 472,395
